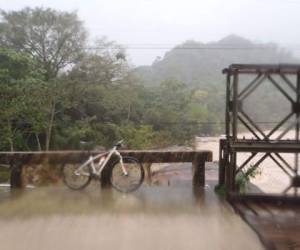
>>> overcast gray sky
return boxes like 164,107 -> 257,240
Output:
1,0 -> 300,65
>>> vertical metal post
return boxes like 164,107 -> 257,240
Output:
225,72 -> 231,138
295,72 -> 300,195
230,151 -> 237,191
296,72 -> 300,173
228,69 -> 240,191
218,139 -> 226,186
222,71 -> 231,189
232,71 -> 239,140
225,150 -> 236,191
225,151 -> 231,190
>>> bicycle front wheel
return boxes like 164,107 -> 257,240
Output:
61,163 -> 92,190
110,157 -> 144,192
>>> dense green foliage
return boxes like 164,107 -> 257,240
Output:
0,8 -> 298,151
0,45 -> 213,150
0,7 -> 87,80
0,49 -> 44,150
0,7 -> 226,151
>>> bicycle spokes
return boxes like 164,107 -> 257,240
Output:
110,157 -> 144,192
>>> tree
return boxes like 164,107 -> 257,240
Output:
0,7 -> 87,80
0,48 -> 44,151
0,48 -> 74,151
142,79 -> 193,142
68,38 -> 127,85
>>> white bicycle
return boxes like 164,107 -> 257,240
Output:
61,140 -> 144,192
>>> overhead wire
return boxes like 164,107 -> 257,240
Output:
83,45 -> 300,51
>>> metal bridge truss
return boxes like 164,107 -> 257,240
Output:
219,64 -> 300,195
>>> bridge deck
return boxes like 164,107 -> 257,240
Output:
228,194 -> 300,250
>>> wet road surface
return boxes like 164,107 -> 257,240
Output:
0,165 -> 263,250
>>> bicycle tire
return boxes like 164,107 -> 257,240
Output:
110,156 -> 144,192
61,163 -> 92,190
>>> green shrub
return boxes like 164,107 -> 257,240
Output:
235,165 -> 261,193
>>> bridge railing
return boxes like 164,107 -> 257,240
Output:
0,150 -> 213,189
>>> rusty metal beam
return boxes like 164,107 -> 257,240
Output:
269,153 -> 293,178
296,72 -> 300,175
232,71 -> 238,139
239,110 -> 267,139
230,141 -> 300,153
238,73 -> 262,99
267,75 -> 294,103
266,112 -> 294,138
274,153 -> 296,174
280,73 -> 297,92
223,64 -> 300,75
236,153 -> 257,174
238,115 -> 261,140
225,72 -> 231,137
239,74 -> 266,100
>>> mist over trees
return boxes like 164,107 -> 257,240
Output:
135,35 -> 297,88
135,35 -> 298,127
0,7 -> 297,151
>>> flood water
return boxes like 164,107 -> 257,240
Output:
0,165 -> 263,250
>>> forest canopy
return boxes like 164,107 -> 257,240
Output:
0,7 -> 297,151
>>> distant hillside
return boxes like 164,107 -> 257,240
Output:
134,35 -> 300,128
134,35 -> 298,88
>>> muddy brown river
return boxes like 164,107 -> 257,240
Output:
0,165 -> 263,250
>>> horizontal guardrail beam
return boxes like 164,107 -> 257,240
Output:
0,150 -> 213,164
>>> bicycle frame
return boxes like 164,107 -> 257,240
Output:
74,146 -> 128,177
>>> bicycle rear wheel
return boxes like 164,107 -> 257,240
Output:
110,157 -> 144,192
61,163 -> 92,190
